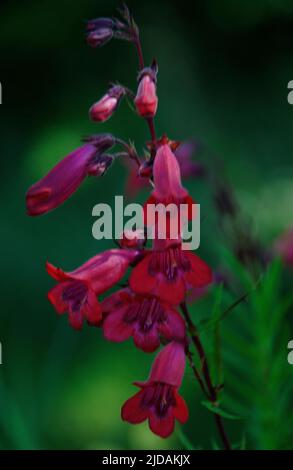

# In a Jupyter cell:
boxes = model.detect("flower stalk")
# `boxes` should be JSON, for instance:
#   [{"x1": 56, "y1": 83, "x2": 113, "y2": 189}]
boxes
[
  {"x1": 25, "y1": 3, "x2": 231, "y2": 447},
  {"x1": 181, "y1": 302, "x2": 231, "y2": 450}
]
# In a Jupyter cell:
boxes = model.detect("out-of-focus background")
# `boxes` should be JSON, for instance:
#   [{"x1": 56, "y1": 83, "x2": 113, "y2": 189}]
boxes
[{"x1": 0, "y1": 0, "x2": 293, "y2": 450}]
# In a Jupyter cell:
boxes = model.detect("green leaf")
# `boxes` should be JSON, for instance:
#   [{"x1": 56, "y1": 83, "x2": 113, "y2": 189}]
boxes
[
  {"x1": 220, "y1": 246, "x2": 254, "y2": 290},
  {"x1": 198, "y1": 290, "x2": 249, "y2": 332},
  {"x1": 201, "y1": 400, "x2": 241, "y2": 420}
]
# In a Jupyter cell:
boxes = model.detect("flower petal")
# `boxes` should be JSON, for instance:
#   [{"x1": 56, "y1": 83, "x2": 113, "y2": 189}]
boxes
[
  {"x1": 150, "y1": 342, "x2": 186, "y2": 387},
  {"x1": 47, "y1": 283, "x2": 68, "y2": 314},
  {"x1": 101, "y1": 289, "x2": 129, "y2": 315},
  {"x1": 81, "y1": 288, "x2": 102, "y2": 326},
  {"x1": 153, "y1": 275, "x2": 186, "y2": 305},
  {"x1": 184, "y1": 252, "x2": 213, "y2": 288},
  {"x1": 173, "y1": 391, "x2": 189, "y2": 424},
  {"x1": 129, "y1": 254, "x2": 157, "y2": 296},
  {"x1": 158, "y1": 305, "x2": 186, "y2": 342},
  {"x1": 103, "y1": 307, "x2": 133, "y2": 342},
  {"x1": 46, "y1": 262, "x2": 69, "y2": 282},
  {"x1": 133, "y1": 327, "x2": 161, "y2": 353},
  {"x1": 121, "y1": 389, "x2": 149, "y2": 424},
  {"x1": 68, "y1": 309, "x2": 83, "y2": 330},
  {"x1": 149, "y1": 411, "x2": 175, "y2": 438}
]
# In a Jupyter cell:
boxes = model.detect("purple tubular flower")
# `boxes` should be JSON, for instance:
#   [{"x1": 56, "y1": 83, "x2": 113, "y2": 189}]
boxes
[{"x1": 26, "y1": 134, "x2": 116, "y2": 216}]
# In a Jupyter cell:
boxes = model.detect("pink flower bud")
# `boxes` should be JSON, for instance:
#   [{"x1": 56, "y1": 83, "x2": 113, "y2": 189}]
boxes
[
  {"x1": 134, "y1": 66, "x2": 158, "y2": 118},
  {"x1": 89, "y1": 85, "x2": 125, "y2": 122}
]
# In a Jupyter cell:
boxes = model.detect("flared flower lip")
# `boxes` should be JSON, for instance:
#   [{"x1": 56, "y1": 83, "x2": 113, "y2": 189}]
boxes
[
  {"x1": 129, "y1": 245, "x2": 212, "y2": 305},
  {"x1": 101, "y1": 289, "x2": 186, "y2": 352}
]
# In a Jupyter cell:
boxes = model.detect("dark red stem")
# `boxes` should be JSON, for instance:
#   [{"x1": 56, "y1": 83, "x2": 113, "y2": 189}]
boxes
[
  {"x1": 181, "y1": 302, "x2": 232, "y2": 451},
  {"x1": 185, "y1": 348, "x2": 210, "y2": 399},
  {"x1": 133, "y1": 17, "x2": 230, "y2": 450},
  {"x1": 134, "y1": 35, "x2": 144, "y2": 69}
]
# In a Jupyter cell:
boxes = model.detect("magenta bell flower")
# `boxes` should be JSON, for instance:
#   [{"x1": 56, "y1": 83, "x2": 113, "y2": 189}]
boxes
[
  {"x1": 129, "y1": 242, "x2": 212, "y2": 305},
  {"x1": 26, "y1": 136, "x2": 115, "y2": 216},
  {"x1": 121, "y1": 341, "x2": 188, "y2": 438}
]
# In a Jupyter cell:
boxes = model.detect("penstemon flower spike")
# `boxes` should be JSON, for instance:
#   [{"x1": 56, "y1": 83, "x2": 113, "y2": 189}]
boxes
[{"x1": 25, "y1": 4, "x2": 232, "y2": 449}]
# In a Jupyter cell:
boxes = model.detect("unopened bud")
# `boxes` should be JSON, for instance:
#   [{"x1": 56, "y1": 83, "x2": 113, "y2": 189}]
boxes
[
  {"x1": 86, "y1": 18, "x2": 115, "y2": 48},
  {"x1": 135, "y1": 64, "x2": 158, "y2": 118},
  {"x1": 89, "y1": 85, "x2": 125, "y2": 122}
]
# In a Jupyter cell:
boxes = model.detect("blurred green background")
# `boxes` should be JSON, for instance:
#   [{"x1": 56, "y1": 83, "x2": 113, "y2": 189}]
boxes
[{"x1": 0, "y1": 0, "x2": 293, "y2": 450}]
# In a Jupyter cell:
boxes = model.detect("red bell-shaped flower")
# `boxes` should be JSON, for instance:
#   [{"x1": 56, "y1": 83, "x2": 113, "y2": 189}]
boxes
[
  {"x1": 122, "y1": 341, "x2": 188, "y2": 438},
  {"x1": 130, "y1": 241, "x2": 212, "y2": 305}
]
